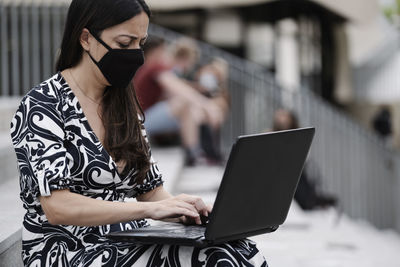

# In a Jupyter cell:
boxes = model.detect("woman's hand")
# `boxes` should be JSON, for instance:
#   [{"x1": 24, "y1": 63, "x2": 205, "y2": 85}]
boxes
[
  {"x1": 179, "y1": 203, "x2": 213, "y2": 226},
  {"x1": 147, "y1": 194, "x2": 212, "y2": 225}
]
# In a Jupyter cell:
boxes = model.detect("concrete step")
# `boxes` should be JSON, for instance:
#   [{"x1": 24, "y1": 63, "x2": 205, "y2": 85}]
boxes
[
  {"x1": 0, "y1": 98, "x2": 20, "y2": 185},
  {"x1": 175, "y1": 165, "x2": 400, "y2": 266},
  {"x1": 253, "y1": 206, "x2": 400, "y2": 267},
  {"x1": 0, "y1": 177, "x2": 24, "y2": 267},
  {"x1": 0, "y1": 97, "x2": 20, "y2": 132},
  {"x1": 0, "y1": 132, "x2": 18, "y2": 186},
  {"x1": 175, "y1": 165, "x2": 224, "y2": 205},
  {"x1": 176, "y1": 165, "x2": 223, "y2": 193},
  {"x1": 151, "y1": 147, "x2": 184, "y2": 195}
]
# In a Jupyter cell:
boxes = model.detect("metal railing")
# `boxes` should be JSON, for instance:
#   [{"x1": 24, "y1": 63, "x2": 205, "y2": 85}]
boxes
[
  {"x1": 353, "y1": 27, "x2": 400, "y2": 102},
  {"x1": 150, "y1": 24, "x2": 400, "y2": 231},
  {"x1": 0, "y1": 2, "x2": 399, "y2": 231},
  {"x1": 0, "y1": 2, "x2": 68, "y2": 96}
]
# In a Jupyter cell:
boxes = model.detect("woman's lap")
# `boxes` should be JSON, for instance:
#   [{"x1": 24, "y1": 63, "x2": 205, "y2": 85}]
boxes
[
  {"x1": 23, "y1": 235, "x2": 267, "y2": 266},
  {"x1": 87, "y1": 238, "x2": 268, "y2": 267}
]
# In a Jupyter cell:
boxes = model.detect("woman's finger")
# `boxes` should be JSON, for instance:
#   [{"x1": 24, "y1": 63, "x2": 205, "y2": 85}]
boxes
[
  {"x1": 193, "y1": 198, "x2": 208, "y2": 216},
  {"x1": 178, "y1": 202, "x2": 202, "y2": 225},
  {"x1": 180, "y1": 196, "x2": 208, "y2": 222},
  {"x1": 176, "y1": 200, "x2": 199, "y2": 217},
  {"x1": 175, "y1": 207, "x2": 199, "y2": 219},
  {"x1": 181, "y1": 195, "x2": 208, "y2": 216}
]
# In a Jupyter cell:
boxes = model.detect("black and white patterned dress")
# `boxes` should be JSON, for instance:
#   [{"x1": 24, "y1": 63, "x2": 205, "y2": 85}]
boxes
[{"x1": 10, "y1": 73, "x2": 267, "y2": 267}]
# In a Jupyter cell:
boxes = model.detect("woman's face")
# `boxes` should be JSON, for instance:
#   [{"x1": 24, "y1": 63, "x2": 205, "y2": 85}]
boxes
[{"x1": 86, "y1": 11, "x2": 149, "y2": 86}]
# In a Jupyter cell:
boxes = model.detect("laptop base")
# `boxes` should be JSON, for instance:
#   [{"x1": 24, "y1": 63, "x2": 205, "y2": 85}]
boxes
[
  {"x1": 107, "y1": 222, "x2": 210, "y2": 247},
  {"x1": 106, "y1": 222, "x2": 279, "y2": 248}
]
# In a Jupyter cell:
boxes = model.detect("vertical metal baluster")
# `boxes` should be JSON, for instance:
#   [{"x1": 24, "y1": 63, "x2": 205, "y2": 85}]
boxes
[
  {"x1": 10, "y1": 3, "x2": 20, "y2": 96},
  {"x1": 1, "y1": 4, "x2": 9, "y2": 97},
  {"x1": 51, "y1": 4, "x2": 62, "y2": 72},
  {"x1": 31, "y1": 2, "x2": 40, "y2": 86},
  {"x1": 41, "y1": 4, "x2": 51, "y2": 78},
  {"x1": 21, "y1": 2, "x2": 31, "y2": 94}
]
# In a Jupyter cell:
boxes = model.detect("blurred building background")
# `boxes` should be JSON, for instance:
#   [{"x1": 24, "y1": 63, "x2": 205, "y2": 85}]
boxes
[
  {"x1": 0, "y1": 0, "x2": 400, "y2": 265},
  {"x1": 147, "y1": 0, "x2": 400, "y2": 147}
]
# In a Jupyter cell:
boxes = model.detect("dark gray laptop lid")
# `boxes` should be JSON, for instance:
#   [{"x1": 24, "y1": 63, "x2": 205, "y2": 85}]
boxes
[{"x1": 205, "y1": 127, "x2": 315, "y2": 241}]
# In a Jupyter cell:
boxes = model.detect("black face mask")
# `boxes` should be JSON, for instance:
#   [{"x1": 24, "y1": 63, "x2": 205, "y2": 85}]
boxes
[{"x1": 87, "y1": 31, "x2": 144, "y2": 89}]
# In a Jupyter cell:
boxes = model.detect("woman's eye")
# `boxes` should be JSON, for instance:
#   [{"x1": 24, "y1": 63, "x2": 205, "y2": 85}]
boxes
[{"x1": 118, "y1": 42, "x2": 130, "y2": 49}]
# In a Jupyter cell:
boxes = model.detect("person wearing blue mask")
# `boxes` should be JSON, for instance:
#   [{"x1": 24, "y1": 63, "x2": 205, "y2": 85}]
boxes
[{"x1": 9, "y1": 0, "x2": 267, "y2": 266}]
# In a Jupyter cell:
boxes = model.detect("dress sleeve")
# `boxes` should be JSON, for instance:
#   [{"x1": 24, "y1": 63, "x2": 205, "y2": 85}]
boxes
[
  {"x1": 10, "y1": 90, "x2": 71, "y2": 199},
  {"x1": 135, "y1": 119, "x2": 164, "y2": 195}
]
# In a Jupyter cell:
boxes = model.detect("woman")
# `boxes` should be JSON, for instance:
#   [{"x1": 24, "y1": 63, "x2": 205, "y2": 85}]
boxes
[{"x1": 9, "y1": 0, "x2": 267, "y2": 266}]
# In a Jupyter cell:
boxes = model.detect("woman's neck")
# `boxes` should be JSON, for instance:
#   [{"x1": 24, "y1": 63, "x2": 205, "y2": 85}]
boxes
[{"x1": 65, "y1": 59, "x2": 107, "y2": 103}]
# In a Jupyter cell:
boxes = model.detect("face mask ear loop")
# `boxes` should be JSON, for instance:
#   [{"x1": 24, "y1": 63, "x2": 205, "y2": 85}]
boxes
[
  {"x1": 86, "y1": 50, "x2": 101, "y2": 67},
  {"x1": 87, "y1": 29, "x2": 113, "y2": 51}
]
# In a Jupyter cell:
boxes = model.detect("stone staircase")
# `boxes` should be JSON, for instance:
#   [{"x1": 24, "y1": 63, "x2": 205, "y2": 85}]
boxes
[
  {"x1": 176, "y1": 165, "x2": 400, "y2": 267},
  {"x1": 0, "y1": 179, "x2": 23, "y2": 267}
]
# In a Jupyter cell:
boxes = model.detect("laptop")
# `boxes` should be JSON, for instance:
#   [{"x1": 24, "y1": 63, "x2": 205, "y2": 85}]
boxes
[{"x1": 106, "y1": 127, "x2": 315, "y2": 247}]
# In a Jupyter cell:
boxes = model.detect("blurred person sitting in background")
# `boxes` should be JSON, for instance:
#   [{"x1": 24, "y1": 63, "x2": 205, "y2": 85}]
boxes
[
  {"x1": 134, "y1": 37, "x2": 224, "y2": 165},
  {"x1": 273, "y1": 109, "x2": 337, "y2": 210},
  {"x1": 372, "y1": 105, "x2": 393, "y2": 146},
  {"x1": 170, "y1": 37, "x2": 199, "y2": 79},
  {"x1": 192, "y1": 58, "x2": 230, "y2": 163}
]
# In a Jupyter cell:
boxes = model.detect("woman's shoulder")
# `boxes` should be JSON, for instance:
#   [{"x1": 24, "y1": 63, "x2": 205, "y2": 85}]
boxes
[
  {"x1": 10, "y1": 73, "x2": 69, "y2": 140},
  {"x1": 12, "y1": 73, "x2": 70, "y2": 127},
  {"x1": 20, "y1": 72, "x2": 67, "y2": 108}
]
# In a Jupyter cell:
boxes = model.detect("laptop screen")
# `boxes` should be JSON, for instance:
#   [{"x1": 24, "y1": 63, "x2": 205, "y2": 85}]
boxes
[{"x1": 205, "y1": 127, "x2": 315, "y2": 241}]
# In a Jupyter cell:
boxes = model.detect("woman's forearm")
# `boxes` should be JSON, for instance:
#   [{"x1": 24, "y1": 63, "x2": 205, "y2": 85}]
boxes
[
  {"x1": 137, "y1": 185, "x2": 172, "y2": 202},
  {"x1": 40, "y1": 187, "x2": 202, "y2": 227},
  {"x1": 40, "y1": 189, "x2": 152, "y2": 226}
]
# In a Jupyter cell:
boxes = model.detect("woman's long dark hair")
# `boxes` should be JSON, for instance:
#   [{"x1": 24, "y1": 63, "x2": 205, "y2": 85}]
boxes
[{"x1": 56, "y1": 0, "x2": 151, "y2": 184}]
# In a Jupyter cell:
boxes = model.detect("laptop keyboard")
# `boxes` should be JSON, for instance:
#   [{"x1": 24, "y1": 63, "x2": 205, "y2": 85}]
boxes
[
  {"x1": 160, "y1": 226, "x2": 206, "y2": 239},
  {"x1": 130, "y1": 223, "x2": 206, "y2": 239}
]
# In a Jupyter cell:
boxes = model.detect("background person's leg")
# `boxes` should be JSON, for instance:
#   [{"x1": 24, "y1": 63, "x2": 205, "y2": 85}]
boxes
[
  {"x1": 144, "y1": 101, "x2": 180, "y2": 135},
  {"x1": 168, "y1": 97, "x2": 206, "y2": 165}
]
